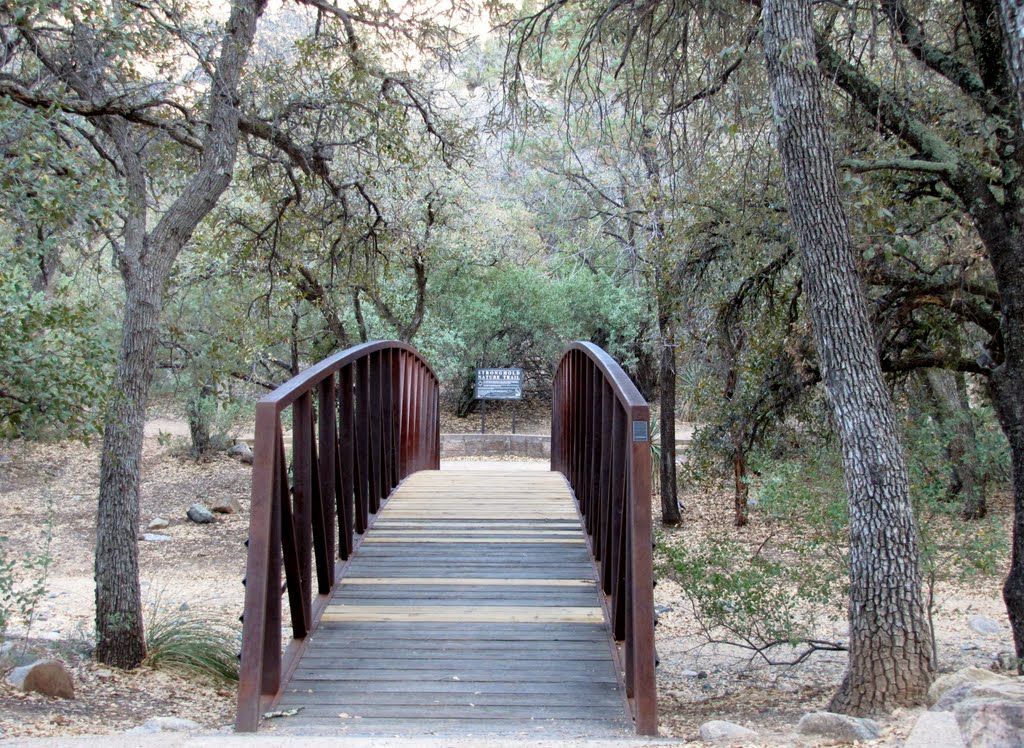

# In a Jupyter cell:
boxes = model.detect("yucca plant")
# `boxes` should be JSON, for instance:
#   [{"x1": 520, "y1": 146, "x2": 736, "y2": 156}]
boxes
[{"x1": 143, "y1": 599, "x2": 240, "y2": 686}]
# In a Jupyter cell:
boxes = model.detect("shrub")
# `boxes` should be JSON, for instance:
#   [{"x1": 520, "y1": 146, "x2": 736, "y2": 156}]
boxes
[{"x1": 143, "y1": 600, "x2": 240, "y2": 685}]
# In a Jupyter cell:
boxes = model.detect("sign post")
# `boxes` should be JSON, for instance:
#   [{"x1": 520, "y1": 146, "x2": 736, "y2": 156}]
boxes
[{"x1": 475, "y1": 368, "x2": 523, "y2": 434}]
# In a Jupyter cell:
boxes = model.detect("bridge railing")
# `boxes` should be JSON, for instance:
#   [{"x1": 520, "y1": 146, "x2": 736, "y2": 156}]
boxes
[
  {"x1": 236, "y1": 341, "x2": 440, "y2": 731},
  {"x1": 551, "y1": 341, "x2": 657, "y2": 735}
]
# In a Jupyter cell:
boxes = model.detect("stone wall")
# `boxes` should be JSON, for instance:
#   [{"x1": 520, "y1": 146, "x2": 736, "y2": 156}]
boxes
[{"x1": 440, "y1": 433, "x2": 551, "y2": 460}]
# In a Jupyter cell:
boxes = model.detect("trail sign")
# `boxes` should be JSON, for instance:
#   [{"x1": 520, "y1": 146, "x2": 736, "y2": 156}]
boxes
[{"x1": 475, "y1": 368, "x2": 523, "y2": 400}]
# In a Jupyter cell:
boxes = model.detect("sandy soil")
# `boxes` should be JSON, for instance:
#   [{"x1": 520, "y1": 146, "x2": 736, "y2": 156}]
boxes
[{"x1": 0, "y1": 416, "x2": 1017, "y2": 743}]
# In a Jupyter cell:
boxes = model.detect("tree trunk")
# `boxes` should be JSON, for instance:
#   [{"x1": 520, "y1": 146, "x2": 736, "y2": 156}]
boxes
[
  {"x1": 658, "y1": 306, "x2": 682, "y2": 525},
  {"x1": 91, "y1": 0, "x2": 266, "y2": 668},
  {"x1": 763, "y1": 0, "x2": 933, "y2": 713},
  {"x1": 94, "y1": 278, "x2": 161, "y2": 667},
  {"x1": 924, "y1": 369, "x2": 985, "y2": 519},
  {"x1": 720, "y1": 321, "x2": 749, "y2": 527},
  {"x1": 187, "y1": 382, "x2": 216, "y2": 458}
]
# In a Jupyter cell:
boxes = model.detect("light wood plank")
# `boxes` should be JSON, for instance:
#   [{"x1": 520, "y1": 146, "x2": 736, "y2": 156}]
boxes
[
  {"x1": 321, "y1": 605, "x2": 604, "y2": 624},
  {"x1": 342, "y1": 577, "x2": 592, "y2": 586}
]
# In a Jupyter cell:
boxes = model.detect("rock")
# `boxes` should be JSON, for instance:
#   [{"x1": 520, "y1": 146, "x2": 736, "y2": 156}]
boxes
[
  {"x1": 148, "y1": 517, "x2": 170, "y2": 530},
  {"x1": 932, "y1": 681, "x2": 1024, "y2": 712},
  {"x1": 142, "y1": 533, "x2": 172, "y2": 542},
  {"x1": 227, "y1": 442, "x2": 254, "y2": 464},
  {"x1": 680, "y1": 669, "x2": 700, "y2": 678},
  {"x1": 655, "y1": 604, "x2": 674, "y2": 614},
  {"x1": 796, "y1": 711, "x2": 881, "y2": 742},
  {"x1": 95, "y1": 669, "x2": 115, "y2": 682},
  {"x1": 968, "y1": 615, "x2": 1003, "y2": 635},
  {"x1": 697, "y1": 670, "x2": 708, "y2": 679},
  {"x1": 956, "y1": 697, "x2": 1024, "y2": 748},
  {"x1": 186, "y1": 503, "x2": 215, "y2": 524},
  {"x1": 210, "y1": 496, "x2": 242, "y2": 515},
  {"x1": 6, "y1": 659, "x2": 75, "y2": 699},
  {"x1": 126, "y1": 716, "x2": 203, "y2": 735},
  {"x1": 905, "y1": 711, "x2": 966, "y2": 748},
  {"x1": 699, "y1": 720, "x2": 757, "y2": 742},
  {"x1": 929, "y1": 667, "x2": 1012, "y2": 705}
]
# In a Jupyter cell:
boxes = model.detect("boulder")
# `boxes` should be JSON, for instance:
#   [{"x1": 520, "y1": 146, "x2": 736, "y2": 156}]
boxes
[
  {"x1": 956, "y1": 697, "x2": 1024, "y2": 748},
  {"x1": 905, "y1": 712, "x2": 966, "y2": 748},
  {"x1": 932, "y1": 681, "x2": 1024, "y2": 712},
  {"x1": 148, "y1": 517, "x2": 170, "y2": 530},
  {"x1": 699, "y1": 719, "x2": 757, "y2": 742},
  {"x1": 186, "y1": 503, "x2": 215, "y2": 524},
  {"x1": 967, "y1": 615, "x2": 1002, "y2": 635},
  {"x1": 929, "y1": 667, "x2": 1012, "y2": 705},
  {"x1": 227, "y1": 442, "x2": 254, "y2": 464},
  {"x1": 796, "y1": 711, "x2": 881, "y2": 742},
  {"x1": 210, "y1": 496, "x2": 242, "y2": 515},
  {"x1": 6, "y1": 659, "x2": 75, "y2": 699}
]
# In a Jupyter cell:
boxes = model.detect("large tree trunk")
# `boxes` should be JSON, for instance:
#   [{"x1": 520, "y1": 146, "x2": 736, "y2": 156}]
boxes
[
  {"x1": 95, "y1": 277, "x2": 162, "y2": 667},
  {"x1": 658, "y1": 304, "x2": 682, "y2": 525},
  {"x1": 763, "y1": 0, "x2": 933, "y2": 714}
]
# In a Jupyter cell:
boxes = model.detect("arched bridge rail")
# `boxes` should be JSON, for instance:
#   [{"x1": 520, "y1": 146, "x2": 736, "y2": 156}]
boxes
[
  {"x1": 551, "y1": 341, "x2": 657, "y2": 735},
  {"x1": 236, "y1": 341, "x2": 440, "y2": 731}
]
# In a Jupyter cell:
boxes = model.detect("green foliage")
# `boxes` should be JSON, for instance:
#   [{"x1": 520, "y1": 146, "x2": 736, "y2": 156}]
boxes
[
  {"x1": 0, "y1": 260, "x2": 111, "y2": 439},
  {"x1": 143, "y1": 600, "x2": 240, "y2": 686},
  {"x1": 661, "y1": 537, "x2": 831, "y2": 653},
  {"x1": 667, "y1": 409, "x2": 1008, "y2": 660},
  {"x1": 904, "y1": 405, "x2": 1008, "y2": 584},
  {"x1": 423, "y1": 262, "x2": 644, "y2": 393}
]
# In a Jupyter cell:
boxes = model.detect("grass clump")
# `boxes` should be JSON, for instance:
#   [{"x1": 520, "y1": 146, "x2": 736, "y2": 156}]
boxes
[{"x1": 143, "y1": 600, "x2": 240, "y2": 686}]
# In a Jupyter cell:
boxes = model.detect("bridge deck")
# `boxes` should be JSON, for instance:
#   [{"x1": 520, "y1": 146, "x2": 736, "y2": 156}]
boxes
[{"x1": 270, "y1": 469, "x2": 631, "y2": 737}]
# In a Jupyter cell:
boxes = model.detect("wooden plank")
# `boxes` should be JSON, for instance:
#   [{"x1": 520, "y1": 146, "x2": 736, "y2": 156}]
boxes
[
  {"x1": 283, "y1": 679, "x2": 622, "y2": 695},
  {"x1": 360, "y1": 537, "x2": 587, "y2": 544},
  {"x1": 286, "y1": 669, "x2": 619, "y2": 683},
  {"x1": 276, "y1": 691, "x2": 621, "y2": 707},
  {"x1": 268, "y1": 704, "x2": 627, "y2": 720},
  {"x1": 341, "y1": 577, "x2": 592, "y2": 586},
  {"x1": 320, "y1": 605, "x2": 604, "y2": 624}
]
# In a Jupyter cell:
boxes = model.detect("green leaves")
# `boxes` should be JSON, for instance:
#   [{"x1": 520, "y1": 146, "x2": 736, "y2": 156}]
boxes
[{"x1": 0, "y1": 259, "x2": 112, "y2": 440}]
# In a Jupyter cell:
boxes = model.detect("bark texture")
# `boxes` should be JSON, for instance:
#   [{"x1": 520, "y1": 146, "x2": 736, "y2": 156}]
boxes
[
  {"x1": 94, "y1": 0, "x2": 266, "y2": 668},
  {"x1": 763, "y1": 0, "x2": 933, "y2": 714}
]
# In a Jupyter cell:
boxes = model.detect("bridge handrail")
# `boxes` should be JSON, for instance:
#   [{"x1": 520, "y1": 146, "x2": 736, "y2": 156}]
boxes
[
  {"x1": 236, "y1": 341, "x2": 440, "y2": 731},
  {"x1": 550, "y1": 341, "x2": 657, "y2": 735}
]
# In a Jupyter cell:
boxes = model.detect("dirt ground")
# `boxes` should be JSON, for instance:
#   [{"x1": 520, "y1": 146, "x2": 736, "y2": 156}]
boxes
[{"x1": 0, "y1": 412, "x2": 1017, "y2": 743}]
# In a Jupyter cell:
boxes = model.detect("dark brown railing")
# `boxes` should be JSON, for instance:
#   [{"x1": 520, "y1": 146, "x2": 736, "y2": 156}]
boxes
[
  {"x1": 235, "y1": 341, "x2": 440, "y2": 731},
  {"x1": 551, "y1": 342, "x2": 657, "y2": 736}
]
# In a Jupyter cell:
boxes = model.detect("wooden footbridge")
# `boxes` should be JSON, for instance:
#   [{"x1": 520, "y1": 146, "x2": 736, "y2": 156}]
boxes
[{"x1": 235, "y1": 341, "x2": 657, "y2": 736}]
